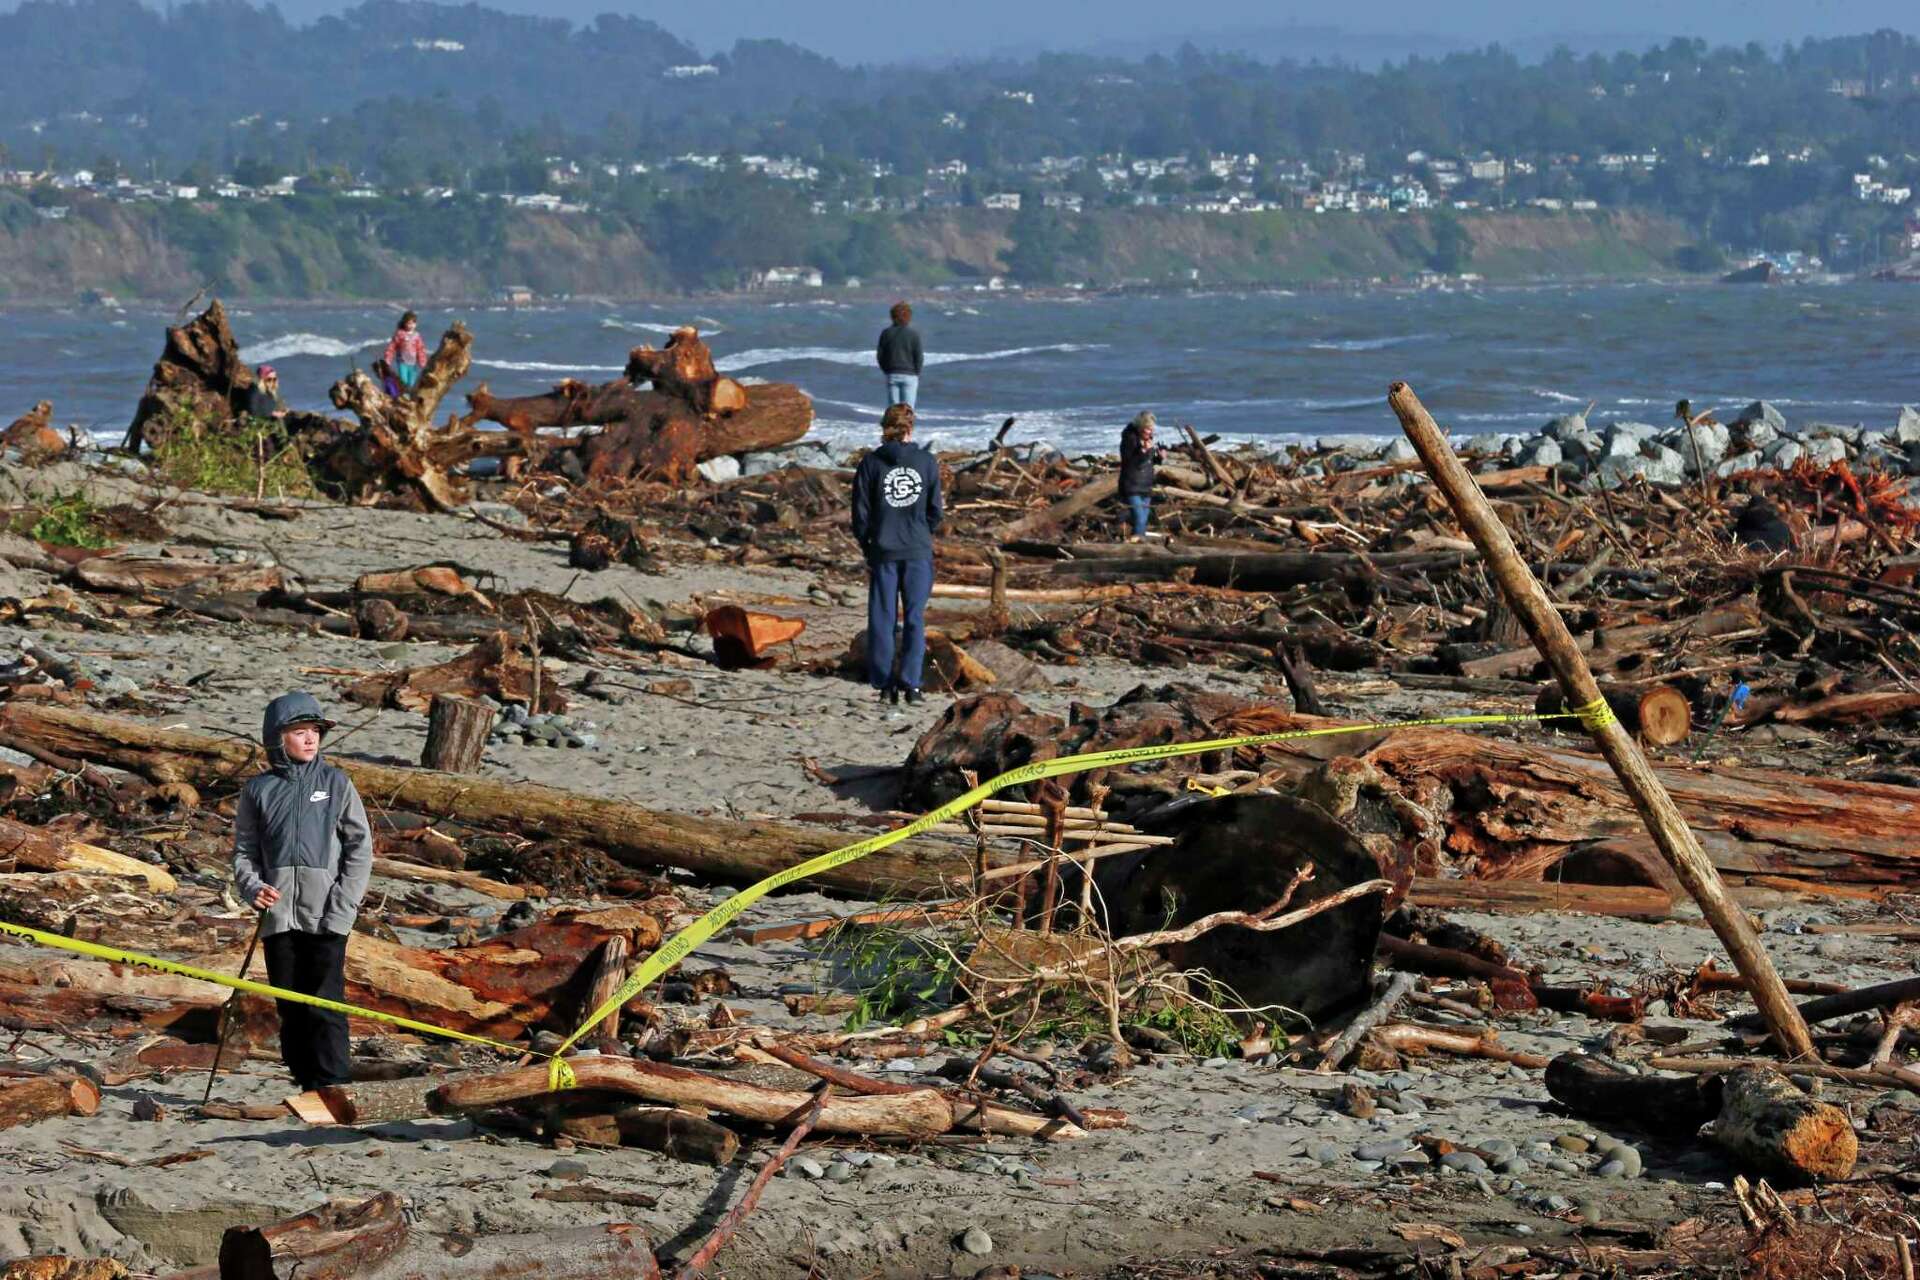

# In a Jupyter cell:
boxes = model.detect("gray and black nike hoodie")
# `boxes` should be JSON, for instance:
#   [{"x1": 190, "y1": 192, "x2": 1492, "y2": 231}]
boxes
[{"x1": 232, "y1": 692, "x2": 374, "y2": 938}]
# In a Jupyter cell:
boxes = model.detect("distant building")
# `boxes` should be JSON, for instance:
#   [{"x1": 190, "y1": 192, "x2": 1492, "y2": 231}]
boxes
[
  {"x1": 664, "y1": 64, "x2": 718, "y2": 79},
  {"x1": 498, "y1": 285, "x2": 535, "y2": 306},
  {"x1": 748, "y1": 266, "x2": 824, "y2": 289},
  {"x1": 1468, "y1": 155, "x2": 1506, "y2": 182},
  {"x1": 982, "y1": 192, "x2": 1022, "y2": 211}
]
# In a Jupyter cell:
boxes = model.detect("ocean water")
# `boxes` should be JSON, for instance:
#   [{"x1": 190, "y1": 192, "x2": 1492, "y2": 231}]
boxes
[{"x1": 6, "y1": 283, "x2": 1918, "y2": 456}]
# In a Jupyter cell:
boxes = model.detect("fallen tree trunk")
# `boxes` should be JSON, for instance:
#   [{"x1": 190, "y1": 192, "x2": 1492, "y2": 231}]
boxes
[
  {"x1": 1727, "y1": 975, "x2": 1920, "y2": 1034},
  {"x1": 122, "y1": 299, "x2": 255, "y2": 455},
  {"x1": 1545, "y1": 1052, "x2": 1720, "y2": 1130},
  {"x1": 573, "y1": 383, "x2": 813, "y2": 485},
  {"x1": 197, "y1": 1192, "x2": 409, "y2": 1280},
  {"x1": 1544, "y1": 1055, "x2": 1857, "y2": 1182},
  {"x1": 1050, "y1": 549, "x2": 1472, "y2": 590},
  {"x1": 432, "y1": 1057, "x2": 954, "y2": 1138},
  {"x1": 999, "y1": 472, "x2": 1119, "y2": 541},
  {"x1": 0, "y1": 705, "x2": 970, "y2": 899},
  {"x1": 0, "y1": 817, "x2": 177, "y2": 892}
]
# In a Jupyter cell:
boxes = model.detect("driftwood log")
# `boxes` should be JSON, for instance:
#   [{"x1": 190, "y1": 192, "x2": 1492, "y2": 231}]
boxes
[
  {"x1": 553, "y1": 1105, "x2": 740, "y2": 1164},
  {"x1": 434, "y1": 1058, "x2": 955, "y2": 1138},
  {"x1": 0, "y1": 1074, "x2": 101, "y2": 1130},
  {"x1": 1391, "y1": 379, "x2": 1811, "y2": 1059},
  {"x1": 0, "y1": 704, "x2": 968, "y2": 898},
  {"x1": 1536, "y1": 682, "x2": 1692, "y2": 748},
  {"x1": 1544, "y1": 1054, "x2": 1857, "y2": 1182},
  {"x1": 462, "y1": 327, "x2": 811, "y2": 485}
]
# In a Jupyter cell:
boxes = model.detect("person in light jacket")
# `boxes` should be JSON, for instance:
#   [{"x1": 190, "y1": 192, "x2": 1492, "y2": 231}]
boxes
[{"x1": 232, "y1": 692, "x2": 373, "y2": 1091}]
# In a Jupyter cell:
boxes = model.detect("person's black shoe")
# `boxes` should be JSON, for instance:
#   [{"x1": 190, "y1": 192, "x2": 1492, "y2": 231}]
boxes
[
  {"x1": 904, "y1": 688, "x2": 925, "y2": 706},
  {"x1": 875, "y1": 686, "x2": 899, "y2": 705}
]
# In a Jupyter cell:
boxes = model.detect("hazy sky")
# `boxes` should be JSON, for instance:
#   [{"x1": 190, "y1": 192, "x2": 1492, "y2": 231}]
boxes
[{"x1": 244, "y1": 0, "x2": 1915, "y2": 62}]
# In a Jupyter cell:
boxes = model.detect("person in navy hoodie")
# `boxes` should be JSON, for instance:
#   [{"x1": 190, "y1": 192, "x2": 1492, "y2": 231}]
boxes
[{"x1": 851, "y1": 404, "x2": 943, "y2": 704}]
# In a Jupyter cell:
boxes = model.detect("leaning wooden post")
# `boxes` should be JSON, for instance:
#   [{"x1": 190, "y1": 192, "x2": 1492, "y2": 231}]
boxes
[{"x1": 1386, "y1": 381, "x2": 1816, "y2": 1061}]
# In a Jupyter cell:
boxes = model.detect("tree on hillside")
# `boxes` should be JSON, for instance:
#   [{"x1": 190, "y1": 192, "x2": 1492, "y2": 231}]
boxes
[
  {"x1": 1005, "y1": 198, "x2": 1070, "y2": 283},
  {"x1": 1429, "y1": 210, "x2": 1474, "y2": 275},
  {"x1": 651, "y1": 168, "x2": 810, "y2": 287}
]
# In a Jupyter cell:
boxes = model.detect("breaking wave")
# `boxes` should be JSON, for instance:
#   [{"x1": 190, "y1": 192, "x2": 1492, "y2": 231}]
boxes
[
  {"x1": 1305, "y1": 334, "x2": 1430, "y2": 352},
  {"x1": 473, "y1": 359, "x2": 624, "y2": 374},
  {"x1": 715, "y1": 342, "x2": 1105, "y2": 374},
  {"x1": 238, "y1": 333, "x2": 380, "y2": 363}
]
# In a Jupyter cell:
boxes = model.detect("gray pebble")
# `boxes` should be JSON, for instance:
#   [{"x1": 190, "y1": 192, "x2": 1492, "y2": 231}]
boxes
[
  {"x1": 1475, "y1": 1138, "x2": 1518, "y2": 1162},
  {"x1": 546, "y1": 1159, "x2": 590, "y2": 1180},
  {"x1": 1544, "y1": 1193, "x2": 1574, "y2": 1213},
  {"x1": 824, "y1": 1163, "x2": 856, "y2": 1182},
  {"x1": 1578, "y1": 1201, "x2": 1605, "y2": 1224},
  {"x1": 1308, "y1": 1141, "x2": 1342, "y2": 1165},
  {"x1": 1498, "y1": 1157, "x2": 1531, "y2": 1176},
  {"x1": 958, "y1": 1226, "x2": 993, "y2": 1256},
  {"x1": 1354, "y1": 1138, "x2": 1414, "y2": 1162},
  {"x1": 1547, "y1": 1157, "x2": 1582, "y2": 1175},
  {"x1": 1440, "y1": 1151, "x2": 1489, "y2": 1176},
  {"x1": 789, "y1": 1156, "x2": 825, "y2": 1179}
]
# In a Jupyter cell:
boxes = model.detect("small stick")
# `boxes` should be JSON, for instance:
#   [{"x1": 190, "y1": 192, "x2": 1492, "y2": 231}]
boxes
[
  {"x1": 1318, "y1": 971, "x2": 1416, "y2": 1073},
  {"x1": 202, "y1": 913, "x2": 266, "y2": 1104},
  {"x1": 673, "y1": 1085, "x2": 829, "y2": 1280}
]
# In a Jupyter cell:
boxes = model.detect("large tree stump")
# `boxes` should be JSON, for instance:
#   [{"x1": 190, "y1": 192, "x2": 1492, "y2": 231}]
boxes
[
  {"x1": 1711, "y1": 1065, "x2": 1856, "y2": 1182},
  {"x1": 420, "y1": 695, "x2": 493, "y2": 773},
  {"x1": 1094, "y1": 794, "x2": 1386, "y2": 1023},
  {"x1": 1, "y1": 401, "x2": 65, "y2": 459},
  {"x1": 624, "y1": 327, "x2": 740, "y2": 418},
  {"x1": 122, "y1": 299, "x2": 256, "y2": 454},
  {"x1": 575, "y1": 383, "x2": 813, "y2": 485}
]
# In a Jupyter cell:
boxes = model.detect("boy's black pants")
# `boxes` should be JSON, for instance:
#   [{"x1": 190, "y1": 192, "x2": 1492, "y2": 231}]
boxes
[{"x1": 262, "y1": 930, "x2": 351, "y2": 1090}]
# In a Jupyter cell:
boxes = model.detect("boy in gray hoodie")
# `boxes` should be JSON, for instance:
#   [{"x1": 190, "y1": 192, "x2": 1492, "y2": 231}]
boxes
[{"x1": 232, "y1": 692, "x2": 374, "y2": 1091}]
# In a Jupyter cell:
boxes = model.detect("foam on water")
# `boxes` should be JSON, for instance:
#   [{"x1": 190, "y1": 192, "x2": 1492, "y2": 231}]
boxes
[
  {"x1": 473, "y1": 359, "x2": 625, "y2": 374},
  {"x1": 239, "y1": 332, "x2": 381, "y2": 363},
  {"x1": 715, "y1": 342, "x2": 1104, "y2": 374}
]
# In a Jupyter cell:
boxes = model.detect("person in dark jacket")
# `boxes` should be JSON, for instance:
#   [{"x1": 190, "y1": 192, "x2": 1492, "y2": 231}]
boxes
[
  {"x1": 242, "y1": 365, "x2": 286, "y2": 420},
  {"x1": 232, "y1": 692, "x2": 374, "y2": 1091},
  {"x1": 875, "y1": 300, "x2": 924, "y2": 410},
  {"x1": 851, "y1": 404, "x2": 943, "y2": 703},
  {"x1": 1118, "y1": 411, "x2": 1163, "y2": 541}
]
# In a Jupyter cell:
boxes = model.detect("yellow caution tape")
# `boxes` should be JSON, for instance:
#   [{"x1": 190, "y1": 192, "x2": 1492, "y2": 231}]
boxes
[
  {"x1": 544, "y1": 702, "x2": 1617, "y2": 1085},
  {"x1": 0, "y1": 918, "x2": 535, "y2": 1063},
  {"x1": 0, "y1": 696, "x2": 1625, "y2": 1099}
]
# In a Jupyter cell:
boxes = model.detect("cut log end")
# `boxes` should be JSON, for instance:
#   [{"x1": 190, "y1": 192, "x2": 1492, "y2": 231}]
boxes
[{"x1": 1713, "y1": 1065, "x2": 1858, "y2": 1182}]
